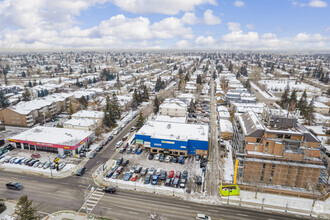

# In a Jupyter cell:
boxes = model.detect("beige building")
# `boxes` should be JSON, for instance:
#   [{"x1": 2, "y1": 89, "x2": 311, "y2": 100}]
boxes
[
  {"x1": 159, "y1": 99, "x2": 188, "y2": 117},
  {"x1": 0, "y1": 93, "x2": 72, "y2": 127},
  {"x1": 63, "y1": 118, "x2": 98, "y2": 131},
  {"x1": 71, "y1": 110, "x2": 104, "y2": 126}
]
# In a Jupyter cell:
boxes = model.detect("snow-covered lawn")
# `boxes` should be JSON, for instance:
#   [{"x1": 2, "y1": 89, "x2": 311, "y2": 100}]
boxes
[
  {"x1": 250, "y1": 82, "x2": 278, "y2": 100},
  {"x1": 221, "y1": 141, "x2": 234, "y2": 183},
  {"x1": 258, "y1": 79, "x2": 321, "y2": 94}
]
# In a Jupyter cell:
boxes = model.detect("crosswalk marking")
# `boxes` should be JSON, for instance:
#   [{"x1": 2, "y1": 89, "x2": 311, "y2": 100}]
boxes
[{"x1": 78, "y1": 187, "x2": 105, "y2": 214}]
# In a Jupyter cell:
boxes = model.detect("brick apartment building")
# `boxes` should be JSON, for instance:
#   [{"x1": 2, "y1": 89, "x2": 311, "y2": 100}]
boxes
[{"x1": 232, "y1": 109, "x2": 325, "y2": 189}]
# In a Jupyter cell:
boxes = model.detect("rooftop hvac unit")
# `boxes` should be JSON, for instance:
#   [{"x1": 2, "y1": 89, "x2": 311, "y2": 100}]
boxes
[{"x1": 167, "y1": 124, "x2": 171, "y2": 129}]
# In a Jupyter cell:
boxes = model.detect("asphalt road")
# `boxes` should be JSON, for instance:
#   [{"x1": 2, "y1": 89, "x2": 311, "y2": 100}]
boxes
[{"x1": 0, "y1": 85, "x2": 312, "y2": 220}]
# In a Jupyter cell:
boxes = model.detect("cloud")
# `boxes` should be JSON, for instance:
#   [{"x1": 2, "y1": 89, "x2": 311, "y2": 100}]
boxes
[
  {"x1": 195, "y1": 35, "x2": 216, "y2": 45},
  {"x1": 292, "y1": 1, "x2": 307, "y2": 7},
  {"x1": 151, "y1": 17, "x2": 194, "y2": 39},
  {"x1": 246, "y1": 23, "x2": 255, "y2": 30},
  {"x1": 175, "y1": 40, "x2": 190, "y2": 48},
  {"x1": 234, "y1": 1, "x2": 245, "y2": 7},
  {"x1": 294, "y1": 32, "x2": 323, "y2": 41},
  {"x1": 181, "y1": 12, "x2": 200, "y2": 25},
  {"x1": 227, "y1": 22, "x2": 241, "y2": 31},
  {"x1": 111, "y1": 0, "x2": 217, "y2": 15},
  {"x1": 309, "y1": 0, "x2": 327, "y2": 7},
  {"x1": 203, "y1": 9, "x2": 221, "y2": 25}
]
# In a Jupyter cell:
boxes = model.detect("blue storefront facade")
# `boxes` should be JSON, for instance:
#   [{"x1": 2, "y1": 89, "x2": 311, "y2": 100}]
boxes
[{"x1": 135, "y1": 134, "x2": 208, "y2": 156}]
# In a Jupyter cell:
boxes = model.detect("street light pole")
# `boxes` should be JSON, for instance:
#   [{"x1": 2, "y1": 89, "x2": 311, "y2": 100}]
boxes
[
  {"x1": 227, "y1": 189, "x2": 232, "y2": 205},
  {"x1": 47, "y1": 156, "x2": 53, "y2": 179}
]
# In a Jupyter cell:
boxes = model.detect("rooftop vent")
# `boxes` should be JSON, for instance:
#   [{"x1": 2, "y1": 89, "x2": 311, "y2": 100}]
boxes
[{"x1": 167, "y1": 124, "x2": 171, "y2": 129}]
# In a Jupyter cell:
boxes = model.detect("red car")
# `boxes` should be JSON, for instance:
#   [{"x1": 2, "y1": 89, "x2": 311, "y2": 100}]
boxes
[
  {"x1": 116, "y1": 166, "x2": 124, "y2": 174},
  {"x1": 131, "y1": 174, "x2": 138, "y2": 181},
  {"x1": 175, "y1": 171, "x2": 181, "y2": 178},
  {"x1": 31, "y1": 153, "x2": 40, "y2": 158},
  {"x1": 169, "y1": 170, "x2": 174, "y2": 178}
]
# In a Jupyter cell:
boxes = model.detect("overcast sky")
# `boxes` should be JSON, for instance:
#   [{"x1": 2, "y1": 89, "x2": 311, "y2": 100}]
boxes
[{"x1": 0, "y1": 0, "x2": 329, "y2": 50}]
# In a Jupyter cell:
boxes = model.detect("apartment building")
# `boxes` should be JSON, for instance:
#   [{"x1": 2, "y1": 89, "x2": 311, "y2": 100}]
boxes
[
  {"x1": 0, "y1": 93, "x2": 72, "y2": 127},
  {"x1": 232, "y1": 110, "x2": 324, "y2": 189}
]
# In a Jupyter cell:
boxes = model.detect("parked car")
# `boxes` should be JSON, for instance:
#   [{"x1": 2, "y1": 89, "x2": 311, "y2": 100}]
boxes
[
  {"x1": 134, "y1": 166, "x2": 142, "y2": 174},
  {"x1": 89, "y1": 152, "x2": 96, "y2": 159},
  {"x1": 122, "y1": 159, "x2": 129, "y2": 167},
  {"x1": 131, "y1": 173, "x2": 138, "y2": 181},
  {"x1": 180, "y1": 179, "x2": 187, "y2": 188},
  {"x1": 169, "y1": 170, "x2": 174, "y2": 178},
  {"x1": 130, "y1": 165, "x2": 137, "y2": 173},
  {"x1": 178, "y1": 156, "x2": 185, "y2": 164},
  {"x1": 96, "y1": 146, "x2": 103, "y2": 152},
  {"x1": 76, "y1": 167, "x2": 86, "y2": 176},
  {"x1": 195, "y1": 155, "x2": 200, "y2": 161},
  {"x1": 165, "y1": 155, "x2": 172, "y2": 162},
  {"x1": 159, "y1": 154, "x2": 165, "y2": 162},
  {"x1": 114, "y1": 130, "x2": 119, "y2": 135},
  {"x1": 31, "y1": 153, "x2": 41, "y2": 158},
  {"x1": 103, "y1": 187, "x2": 116, "y2": 194},
  {"x1": 116, "y1": 166, "x2": 124, "y2": 174},
  {"x1": 172, "y1": 157, "x2": 178, "y2": 163},
  {"x1": 144, "y1": 174, "x2": 152, "y2": 184},
  {"x1": 123, "y1": 172, "x2": 132, "y2": 181},
  {"x1": 33, "y1": 162, "x2": 40, "y2": 168},
  {"x1": 131, "y1": 147, "x2": 137, "y2": 154},
  {"x1": 43, "y1": 162, "x2": 51, "y2": 169},
  {"x1": 126, "y1": 147, "x2": 132, "y2": 154},
  {"x1": 148, "y1": 153, "x2": 154, "y2": 160},
  {"x1": 122, "y1": 135, "x2": 129, "y2": 141},
  {"x1": 116, "y1": 157, "x2": 123, "y2": 166},
  {"x1": 9, "y1": 157, "x2": 17, "y2": 163},
  {"x1": 182, "y1": 170, "x2": 188, "y2": 180},
  {"x1": 165, "y1": 178, "x2": 172, "y2": 186},
  {"x1": 112, "y1": 173, "x2": 119, "y2": 179},
  {"x1": 148, "y1": 167, "x2": 155, "y2": 175},
  {"x1": 155, "y1": 168, "x2": 162, "y2": 176},
  {"x1": 29, "y1": 160, "x2": 39, "y2": 167},
  {"x1": 58, "y1": 163, "x2": 66, "y2": 170},
  {"x1": 115, "y1": 141, "x2": 123, "y2": 148},
  {"x1": 154, "y1": 154, "x2": 160, "y2": 161},
  {"x1": 141, "y1": 167, "x2": 148, "y2": 176},
  {"x1": 130, "y1": 126, "x2": 136, "y2": 132},
  {"x1": 172, "y1": 177, "x2": 180, "y2": 188},
  {"x1": 136, "y1": 148, "x2": 142, "y2": 155},
  {"x1": 151, "y1": 175, "x2": 159, "y2": 185},
  {"x1": 119, "y1": 148, "x2": 126, "y2": 154},
  {"x1": 58, "y1": 154, "x2": 67, "y2": 159},
  {"x1": 6, "y1": 182, "x2": 23, "y2": 190},
  {"x1": 160, "y1": 171, "x2": 167, "y2": 180},
  {"x1": 79, "y1": 152, "x2": 86, "y2": 157},
  {"x1": 175, "y1": 171, "x2": 181, "y2": 178},
  {"x1": 196, "y1": 176, "x2": 203, "y2": 185},
  {"x1": 106, "y1": 171, "x2": 115, "y2": 178}
]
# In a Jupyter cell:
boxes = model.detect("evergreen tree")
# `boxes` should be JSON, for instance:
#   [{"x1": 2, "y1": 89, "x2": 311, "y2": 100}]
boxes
[
  {"x1": 155, "y1": 77, "x2": 163, "y2": 92},
  {"x1": 153, "y1": 96, "x2": 160, "y2": 114},
  {"x1": 21, "y1": 71, "x2": 26, "y2": 77},
  {"x1": 143, "y1": 85, "x2": 149, "y2": 101},
  {"x1": 28, "y1": 81, "x2": 33, "y2": 88},
  {"x1": 178, "y1": 68, "x2": 183, "y2": 75},
  {"x1": 15, "y1": 196, "x2": 38, "y2": 220},
  {"x1": 93, "y1": 77, "x2": 96, "y2": 83},
  {"x1": 22, "y1": 88, "x2": 31, "y2": 101},
  {"x1": 305, "y1": 98, "x2": 315, "y2": 124},
  {"x1": 39, "y1": 80, "x2": 42, "y2": 85},
  {"x1": 185, "y1": 73, "x2": 189, "y2": 82},
  {"x1": 196, "y1": 75, "x2": 202, "y2": 84},
  {"x1": 280, "y1": 86, "x2": 290, "y2": 109},
  {"x1": 297, "y1": 90, "x2": 308, "y2": 116},
  {"x1": 68, "y1": 103, "x2": 74, "y2": 118},
  {"x1": 289, "y1": 89, "x2": 297, "y2": 111},
  {"x1": 136, "y1": 112, "x2": 145, "y2": 129},
  {"x1": 188, "y1": 100, "x2": 195, "y2": 113},
  {"x1": 0, "y1": 91, "x2": 10, "y2": 109},
  {"x1": 78, "y1": 96, "x2": 88, "y2": 109}
]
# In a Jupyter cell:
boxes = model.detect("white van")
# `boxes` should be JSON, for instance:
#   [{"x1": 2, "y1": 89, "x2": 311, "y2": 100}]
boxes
[{"x1": 115, "y1": 141, "x2": 123, "y2": 148}]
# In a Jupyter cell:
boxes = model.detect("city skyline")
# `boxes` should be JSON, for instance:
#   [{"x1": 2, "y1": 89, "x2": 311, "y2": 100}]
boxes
[{"x1": 0, "y1": 0, "x2": 329, "y2": 49}]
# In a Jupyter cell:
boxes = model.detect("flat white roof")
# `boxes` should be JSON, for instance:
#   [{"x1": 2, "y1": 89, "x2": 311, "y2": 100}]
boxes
[
  {"x1": 137, "y1": 120, "x2": 208, "y2": 142},
  {"x1": 10, "y1": 126, "x2": 94, "y2": 146},
  {"x1": 72, "y1": 110, "x2": 104, "y2": 119},
  {"x1": 63, "y1": 118, "x2": 97, "y2": 127}
]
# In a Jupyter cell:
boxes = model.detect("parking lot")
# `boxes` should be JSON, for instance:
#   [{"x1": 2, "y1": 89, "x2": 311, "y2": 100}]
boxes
[
  {"x1": 103, "y1": 146, "x2": 206, "y2": 195},
  {"x1": 0, "y1": 148, "x2": 81, "y2": 176}
]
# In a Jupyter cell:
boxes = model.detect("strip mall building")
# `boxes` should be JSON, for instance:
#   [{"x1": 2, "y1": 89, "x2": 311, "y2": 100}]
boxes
[
  {"x1": 9, "y1": 126, "x2": 95, "y2": 155},
  {"x1": 135, "y1": 121, "x2": 209, "y2": 156}
]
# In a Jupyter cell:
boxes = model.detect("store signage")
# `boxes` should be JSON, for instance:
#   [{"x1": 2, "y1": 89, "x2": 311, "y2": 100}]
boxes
[
  {"x1": 136, "y1": 139, "x2": 143, "y2": 144},
  {"x1": 161, "y1": 141, "x2": 175, "y2": 144}
]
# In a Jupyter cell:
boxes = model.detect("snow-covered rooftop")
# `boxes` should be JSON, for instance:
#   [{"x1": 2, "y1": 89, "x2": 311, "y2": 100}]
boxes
[
  {"x1": 63, "y1": 118, "x2": 98, "y2": 127},
  {"x1": 10, "y1": 126, "x2": 93, "y2": 146},
  {"x1": 72, "y1": 110, "x2": 104, "y2": 119},
  {"x1": 137, "y1": 120, "x2": 208, "y2": 142}
]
